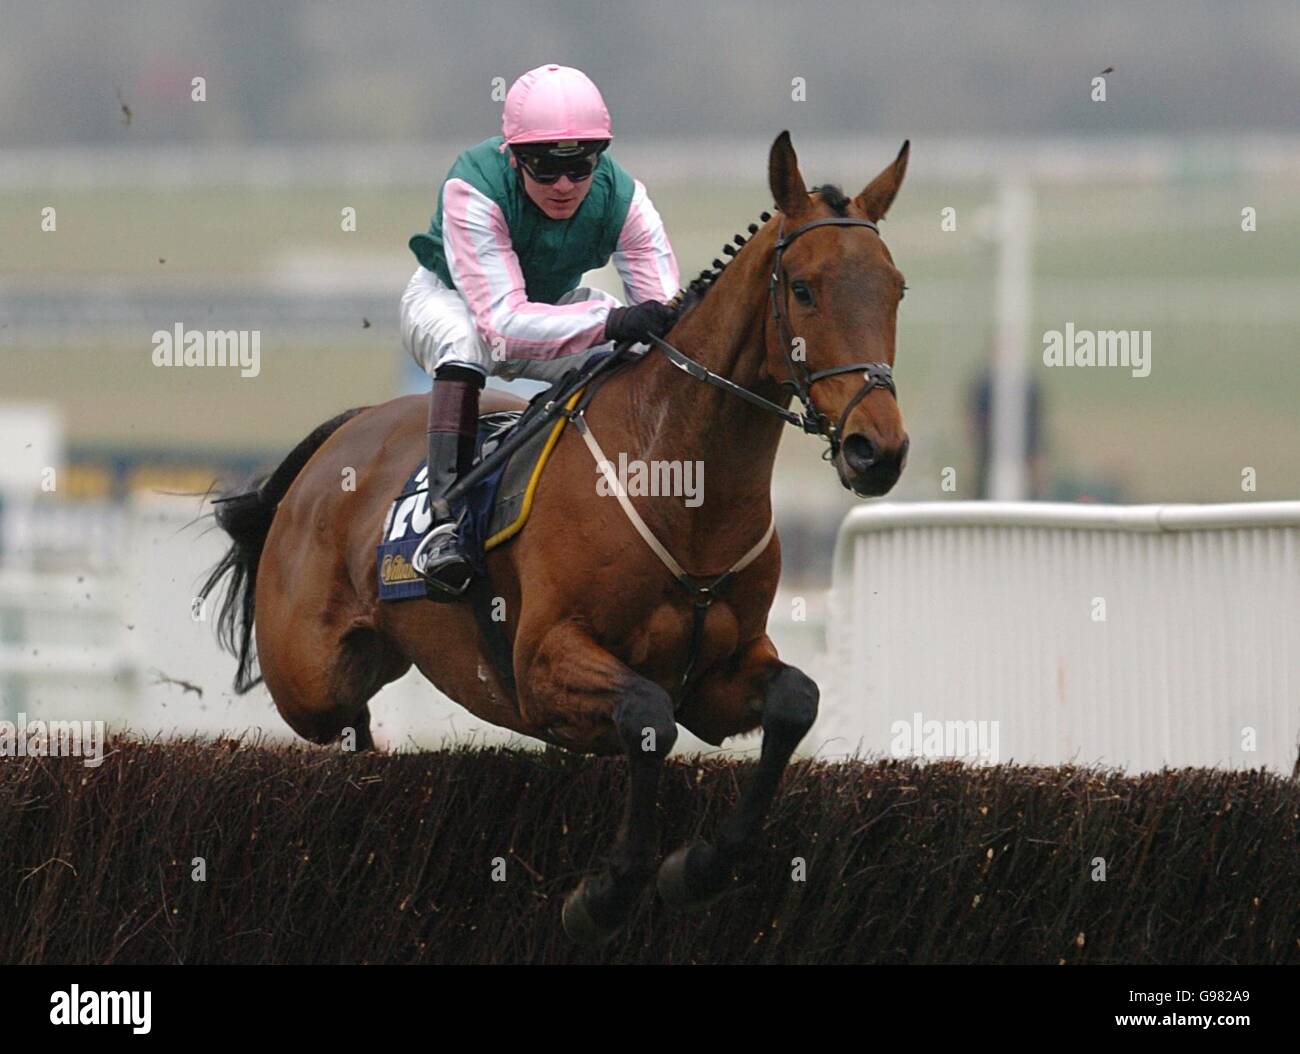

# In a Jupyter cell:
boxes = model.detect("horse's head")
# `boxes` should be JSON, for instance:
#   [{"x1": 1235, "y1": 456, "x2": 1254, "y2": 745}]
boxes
[{"x1": 764, "y1": 131, "x2": 910, "y2": 497}]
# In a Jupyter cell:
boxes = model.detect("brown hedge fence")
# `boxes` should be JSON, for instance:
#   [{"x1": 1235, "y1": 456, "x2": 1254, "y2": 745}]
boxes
[{"x1": 0, "y1": 738, "x2": 1295, "y2": 964}]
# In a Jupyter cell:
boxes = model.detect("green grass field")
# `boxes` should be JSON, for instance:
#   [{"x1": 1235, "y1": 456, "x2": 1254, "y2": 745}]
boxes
[{"x1": 3, "y1": 176, "x2": 1299, "y2": 503}]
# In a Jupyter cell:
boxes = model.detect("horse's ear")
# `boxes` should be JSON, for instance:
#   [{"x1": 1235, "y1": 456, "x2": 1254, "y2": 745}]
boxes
[
  {"x1": 855, "y1": 140, "x2": 910, "y2": 222},
  {"x1": 769, "y1": 131, "x2": 810, "y2": 219}
]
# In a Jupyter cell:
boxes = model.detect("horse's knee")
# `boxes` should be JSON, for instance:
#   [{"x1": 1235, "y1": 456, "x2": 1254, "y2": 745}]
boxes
[
  {"x1": 762, "y1": 665, "x2": 819, "y2": 739},
  {"x1": 613, "y1": 680, "x2": 678, "y2": 760}
]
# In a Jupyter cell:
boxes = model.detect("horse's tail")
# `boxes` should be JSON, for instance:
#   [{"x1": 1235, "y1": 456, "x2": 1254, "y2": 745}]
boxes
[{"x1": 199, "y1": 407, "x2": 369, "y2": 693}]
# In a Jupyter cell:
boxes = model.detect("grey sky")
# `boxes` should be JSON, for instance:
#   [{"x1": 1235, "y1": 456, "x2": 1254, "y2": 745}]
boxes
[{"x1": 4, "y1": 1, "x2": 1298, "y2": 145}]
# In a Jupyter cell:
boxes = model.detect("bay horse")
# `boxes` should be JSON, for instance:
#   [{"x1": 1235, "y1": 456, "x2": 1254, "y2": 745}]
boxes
[{"x1": 200, "y1": 131, "x2": 910, "y2": 944}]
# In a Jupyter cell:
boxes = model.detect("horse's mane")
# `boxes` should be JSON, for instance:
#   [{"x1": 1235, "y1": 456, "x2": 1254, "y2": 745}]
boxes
[{"x1": 674, "y1": 185, "x2": 850, "y2": 320}]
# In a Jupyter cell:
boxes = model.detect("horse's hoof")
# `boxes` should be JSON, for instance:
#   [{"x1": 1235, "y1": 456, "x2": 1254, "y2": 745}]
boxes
[
  {"x1": 657, "y1": 839, "x2": 728, "y2": 911},
  {"x1": 561, "y1": 876, "x2": 624, "y2": 947}
]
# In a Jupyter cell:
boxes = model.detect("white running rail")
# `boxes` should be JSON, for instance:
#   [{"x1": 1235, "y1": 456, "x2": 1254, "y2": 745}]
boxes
[{"x1": 818, "y1": 502, "x2": 1300, "y2": 773}]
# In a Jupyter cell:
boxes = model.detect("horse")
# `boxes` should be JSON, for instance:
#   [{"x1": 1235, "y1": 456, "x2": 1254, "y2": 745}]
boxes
[{"x1": 199, "y1": 131, "x2": 910, "y2": 945}]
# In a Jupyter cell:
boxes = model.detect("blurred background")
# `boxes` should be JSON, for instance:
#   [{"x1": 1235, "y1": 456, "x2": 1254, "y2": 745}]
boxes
[{"x1": 2, "y1": 1, "x2": 1298, "y2": 751}]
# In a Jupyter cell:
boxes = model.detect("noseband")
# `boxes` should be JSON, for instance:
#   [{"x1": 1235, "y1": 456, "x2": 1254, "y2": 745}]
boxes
[{"x1": 647, "y1": 213, "x2": 897, "y2": 459}]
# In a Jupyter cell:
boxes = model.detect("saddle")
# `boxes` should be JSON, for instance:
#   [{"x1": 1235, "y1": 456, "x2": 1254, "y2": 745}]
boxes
[{"x1": 376, "y1": 350, "x2": 628, "y2": 601}]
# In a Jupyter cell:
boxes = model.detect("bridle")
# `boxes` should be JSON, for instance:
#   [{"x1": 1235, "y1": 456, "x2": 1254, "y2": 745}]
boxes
[{"x1": 646, "y1": 213, "x2": 898, "y2": 460}]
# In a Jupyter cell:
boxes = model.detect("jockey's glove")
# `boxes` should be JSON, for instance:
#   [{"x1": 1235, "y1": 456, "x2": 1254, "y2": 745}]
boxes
[{"x1": 604, "y1": 300, "x2": 680, "y2": 345}]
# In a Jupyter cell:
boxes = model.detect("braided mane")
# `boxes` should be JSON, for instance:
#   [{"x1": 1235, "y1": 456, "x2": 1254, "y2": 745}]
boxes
[{"x1": 670, "y1": 186, "x2": 850, "y2": 315}]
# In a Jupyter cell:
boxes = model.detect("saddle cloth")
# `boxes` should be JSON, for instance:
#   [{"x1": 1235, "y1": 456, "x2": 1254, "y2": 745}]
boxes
[{"x1": 375, "y1": 366, "x2": 600, "y2": 601}]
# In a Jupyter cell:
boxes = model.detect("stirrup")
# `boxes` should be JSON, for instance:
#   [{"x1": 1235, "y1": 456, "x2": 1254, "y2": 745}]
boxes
[{"x1": 412, "y1": 521, "x2": 474, "y2": 601}]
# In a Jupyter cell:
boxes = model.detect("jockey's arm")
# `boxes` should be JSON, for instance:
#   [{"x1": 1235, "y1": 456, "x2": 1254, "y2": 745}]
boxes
[
  {"x1": 611, "y1": 180, "x2": 681, "y2": 305},
  {"x1": 442, "y1": 179, "x2": 611, "y2": 362}
]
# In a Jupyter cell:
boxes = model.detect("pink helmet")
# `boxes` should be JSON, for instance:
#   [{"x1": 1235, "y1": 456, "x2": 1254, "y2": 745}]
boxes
[{"x1": 501, "y1": 64, "x2": 612, "y2": 145}]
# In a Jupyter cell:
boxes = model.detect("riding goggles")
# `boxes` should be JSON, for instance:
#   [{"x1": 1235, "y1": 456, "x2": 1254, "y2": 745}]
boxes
[{"x1": 512, "y1": 139, "x2": 609, "y2": 184}]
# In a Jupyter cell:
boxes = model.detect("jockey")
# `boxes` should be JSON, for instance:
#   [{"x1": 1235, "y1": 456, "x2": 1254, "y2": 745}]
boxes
[{"x1": 401, "y1": 63, "x2": 681, "y2": 601}]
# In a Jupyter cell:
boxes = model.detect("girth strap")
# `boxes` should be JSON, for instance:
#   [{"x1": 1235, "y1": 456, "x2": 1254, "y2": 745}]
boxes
[{"x1": 568, "y1": 410, "x2": 775, "y2": 697}]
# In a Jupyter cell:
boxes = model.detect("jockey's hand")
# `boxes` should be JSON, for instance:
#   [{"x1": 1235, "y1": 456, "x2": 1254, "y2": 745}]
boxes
[{"x1": 604, "y1": 300, "x2": 679, "y2": 345}]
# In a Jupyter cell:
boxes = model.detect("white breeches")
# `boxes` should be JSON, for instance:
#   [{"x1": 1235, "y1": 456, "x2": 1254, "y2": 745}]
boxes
[{"x1": 399, "y1": 266, "x2": 624, "y2": 382}]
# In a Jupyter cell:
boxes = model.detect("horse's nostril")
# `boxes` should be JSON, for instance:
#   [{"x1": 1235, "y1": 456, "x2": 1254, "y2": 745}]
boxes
[{"x1": 842, "y1": 433, "x2": 878, "y2": 471}]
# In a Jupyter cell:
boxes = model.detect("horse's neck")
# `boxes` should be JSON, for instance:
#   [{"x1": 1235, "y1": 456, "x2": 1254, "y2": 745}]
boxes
[{"x1": 602, "y1": 243, "x2": 788, "y2": 559}]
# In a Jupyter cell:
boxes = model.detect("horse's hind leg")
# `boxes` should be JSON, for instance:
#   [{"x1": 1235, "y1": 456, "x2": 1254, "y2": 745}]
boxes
[
  {"x1": 352, "y1": 703, "x2": 375, "y2": 752},
  {"x1": 329, "y1": 626, "x2": 403, "y2": 751},
  {"x1": 660, "y1": 645, "x2": 818, "y2": 910},
  {"x1": 258, "y1": 601, "x2": 407, "y2": 750}
]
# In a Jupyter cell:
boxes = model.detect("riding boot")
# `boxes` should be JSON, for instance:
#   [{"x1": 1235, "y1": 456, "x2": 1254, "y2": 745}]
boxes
[{"x1": 412, "y1": 364, "x2": 483, "y2": 601}]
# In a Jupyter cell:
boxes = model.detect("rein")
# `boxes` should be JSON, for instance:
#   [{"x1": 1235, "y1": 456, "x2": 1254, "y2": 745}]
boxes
[{"x1": 647, "y1": 214, "x2": 898, "y2": 461}]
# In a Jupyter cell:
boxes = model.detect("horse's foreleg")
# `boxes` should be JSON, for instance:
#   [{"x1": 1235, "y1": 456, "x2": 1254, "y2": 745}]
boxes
[
  {"x1": 660, "y1": 646, "x2": 818, "y2": 910},
  {"x1": 562, "y1": 685, "x2": 677, "y2": 944},
  {"x1": 520, "y1": 621, "x2": 677, "y2": 945}
]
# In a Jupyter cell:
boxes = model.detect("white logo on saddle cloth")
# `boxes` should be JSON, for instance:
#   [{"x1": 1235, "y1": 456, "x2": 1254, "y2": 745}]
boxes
[{"x1": 384, "y1": 464, "x2": 434, "y2": 542}]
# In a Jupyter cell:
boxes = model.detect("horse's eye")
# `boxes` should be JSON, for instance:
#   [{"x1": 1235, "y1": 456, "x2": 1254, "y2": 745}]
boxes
[
  {"x1": 899, "y1": 283, "x2": 908, "y2": 302},
  {"x1": 791, "y1": 280, "x2": 814, "y2": 306}
]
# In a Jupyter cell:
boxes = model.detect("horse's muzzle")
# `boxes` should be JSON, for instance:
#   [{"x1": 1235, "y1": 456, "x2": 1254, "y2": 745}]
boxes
[{"x1": 836, "y1": 432, "x2": 909, "y2": 496}]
